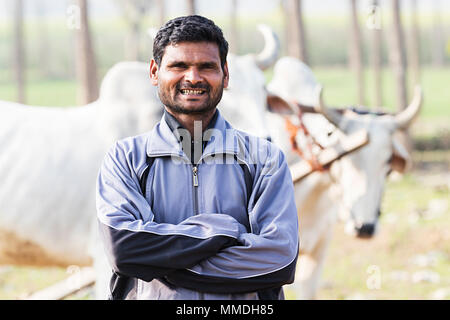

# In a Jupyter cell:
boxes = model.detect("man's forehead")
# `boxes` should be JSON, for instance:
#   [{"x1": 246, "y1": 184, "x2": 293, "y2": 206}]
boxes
[{"x1": 161, "y1": 41, "x2": 221, "y2": 63}]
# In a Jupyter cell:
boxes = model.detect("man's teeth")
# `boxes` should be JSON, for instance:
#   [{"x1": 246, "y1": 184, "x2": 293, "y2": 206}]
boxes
[{"x1": 181, "y1": 89, "x2": 204, "y2": 95}]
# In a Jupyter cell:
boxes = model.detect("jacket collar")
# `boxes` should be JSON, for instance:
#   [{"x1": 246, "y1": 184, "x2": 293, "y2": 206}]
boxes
[{"x1": 146, "y1": 109, "x2": 240, "y2": 159}]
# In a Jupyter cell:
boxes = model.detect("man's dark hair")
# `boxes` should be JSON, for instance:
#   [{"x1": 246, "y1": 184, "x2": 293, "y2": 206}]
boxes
[{"x1": 153, "y1": 15, "x2": 229, "y2": 69}]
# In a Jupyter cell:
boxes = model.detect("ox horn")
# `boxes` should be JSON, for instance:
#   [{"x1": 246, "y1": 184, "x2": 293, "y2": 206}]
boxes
[
  {"x1": 314, "y1": 85, "x2": 346, "y2": 129},
  {"x1": 255, "y1": 24, "x2": 280, "y2": 70},
  {"x1": 394, "y1": 85, "x2": 423, "y2": 130}
]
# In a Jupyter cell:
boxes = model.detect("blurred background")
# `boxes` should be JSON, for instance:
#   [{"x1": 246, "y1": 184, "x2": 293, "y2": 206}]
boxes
[{"x1": 0, "y1": 0, "x2": 449, "y2": 299}]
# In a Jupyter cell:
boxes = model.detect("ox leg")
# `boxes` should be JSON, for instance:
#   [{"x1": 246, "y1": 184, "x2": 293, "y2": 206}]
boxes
[
  {"x1": 293, "y1": 232, "x2": 333, "y2": 300},
  {"x1": 88, "y1": 224, "x2": 112, "y2": 300},
  {"x1": 92, "y1": 250, "x2": 112, "y2": 299}
]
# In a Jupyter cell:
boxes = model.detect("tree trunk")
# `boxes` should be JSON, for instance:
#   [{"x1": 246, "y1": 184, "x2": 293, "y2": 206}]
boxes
[
  {"x1": 285, "y1": 0, "x2": 308, "y2": 64},
  {"x1": 408, "y1": 0, "x2": 420, "y2": 86},
  {"x1": 156, "y1": 0, "x2": 166, "y2": 26},
  {"x1": 390, "y1": 0, "x2": 408, "y2": 111},
  {"x1": 119, "y1": 0, "x2": 153, "y2": 62},
  {"x1": 282, "y1": 0, "x2": 290, "y2": 56},
  {"x1": 187, "y1": 0, "x2": 196, "y2": 15},
  {"x1": 75, "y1": 0, "x2": 99, "y2": 105},
  {"x1": 369, "y1": 0, "x2": 383, "y2": 109},
  {"x1": 13, "y1": 0, "x2": 25, "y2": 104},
  {"x1": 349, "y1": 0, "x2": 365, "y2": 106},
  {"x1": 35, "y1": 1, "x2": 51, "y2": 78},
  {"x1": 124, "y1": 22, "x2": 140, "y2": 61},
  {"x1": 431, "y1": 0, "x2": 445, "y2": 67},
  {"x1": 229, "y1": 0, "x2": 239, "y2": 53}
]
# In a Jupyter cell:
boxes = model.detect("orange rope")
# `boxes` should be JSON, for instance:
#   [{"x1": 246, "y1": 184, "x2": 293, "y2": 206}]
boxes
[{"x1": 284, "y1": 111, "x2": 326, "y2": 172}]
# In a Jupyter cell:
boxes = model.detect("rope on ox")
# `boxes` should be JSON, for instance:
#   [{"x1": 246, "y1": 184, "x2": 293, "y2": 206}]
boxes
[
  {"x1": 288, "y1": 128, "x2": 370, "y2": 183},
  {"x1": 283, "y1": 109, "x2": 326, "y2": 173},
  {"x1": 277, "y1": 100, "x2": 370, "y2": 183}
]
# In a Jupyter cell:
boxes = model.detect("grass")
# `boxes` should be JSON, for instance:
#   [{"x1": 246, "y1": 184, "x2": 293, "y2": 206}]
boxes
[
  {"x1": 313, "y1": 66, "x2": 450, "y2": 119},
  {"x1": 2, "y1": 65, "x2": 450, "y2": 117},
  {"x1": 2, "y1": 65, "x2": 448, "y2": 143},
  {"x1": 0, "y1": 266, "x2": 67, "y2": 300},
  {"x1": 0, "y1": 79, "x2": 77, "y2": 107}
]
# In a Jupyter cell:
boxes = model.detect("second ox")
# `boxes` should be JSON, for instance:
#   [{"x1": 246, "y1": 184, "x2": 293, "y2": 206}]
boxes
[{"x1": 264, "y1": 56, "x2": 422, "y2": 299}]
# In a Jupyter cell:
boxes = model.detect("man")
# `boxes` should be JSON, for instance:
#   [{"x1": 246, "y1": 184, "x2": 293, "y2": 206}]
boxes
[{"x1": 96, "y1": 15, "x2": 299, "y2": 300}]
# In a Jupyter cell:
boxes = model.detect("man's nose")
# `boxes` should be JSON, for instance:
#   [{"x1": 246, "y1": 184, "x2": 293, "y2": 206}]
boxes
[{"x1": 184, "y1": 67, "x2": 203, "y2": 84}]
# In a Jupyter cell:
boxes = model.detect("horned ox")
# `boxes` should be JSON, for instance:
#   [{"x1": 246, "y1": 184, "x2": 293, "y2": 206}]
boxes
[
  {"x1": 264, "y1": 56, "x2": 423, "y2": 299},
  {"x1": 0, "y1": 26, "x2": 278, "y2": 298}
]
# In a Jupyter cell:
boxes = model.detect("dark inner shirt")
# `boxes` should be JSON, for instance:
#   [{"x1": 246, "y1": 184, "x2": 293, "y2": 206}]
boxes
[{"x1": 163, "y1": 108, "x2": 219, "y2": 164}]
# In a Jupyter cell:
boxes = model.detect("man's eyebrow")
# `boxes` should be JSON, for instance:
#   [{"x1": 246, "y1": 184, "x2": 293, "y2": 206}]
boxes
[
  {"x1": 166, "y1": 61, "x2": 189, "y2": 68},
  {"x1": 166, "y1": 61, "x2": 220, "y2": 68},
  {"x1": 198, "y1": 61, "x2": 220, "y2": 68}
]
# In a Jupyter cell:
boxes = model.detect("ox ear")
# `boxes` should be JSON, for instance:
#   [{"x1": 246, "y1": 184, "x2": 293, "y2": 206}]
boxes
[
  {"x1": 390, "y1": 138, "x2": 411, "y2": 173},
  {"x1": 266, "y1": 94, "x2": 295, "y2": 115}
]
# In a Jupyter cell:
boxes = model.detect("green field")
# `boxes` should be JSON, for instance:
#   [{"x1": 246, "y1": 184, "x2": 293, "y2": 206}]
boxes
[
  {"x1": 0, "y1": 79, "x2": 77, "y2": 107},
  {"x1": 313, "y1": 66, "x2": 450, "y2": 140},
  {"x1": 2, "y1": 66, "x2": 449, "y2": 116},
  {"x1": 1, "y1": 65, "x2": 448, "y2": 140}
]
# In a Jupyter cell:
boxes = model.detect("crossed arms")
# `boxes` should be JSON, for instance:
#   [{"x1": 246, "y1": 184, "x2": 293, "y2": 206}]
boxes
[{"x1": 96, "y1": 142, "x2": 299, "y2": 294}]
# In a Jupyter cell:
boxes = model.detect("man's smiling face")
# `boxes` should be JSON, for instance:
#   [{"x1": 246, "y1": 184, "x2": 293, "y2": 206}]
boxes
[{"x1": 150, "y1": 41, "x2": 229, "y2": 115}]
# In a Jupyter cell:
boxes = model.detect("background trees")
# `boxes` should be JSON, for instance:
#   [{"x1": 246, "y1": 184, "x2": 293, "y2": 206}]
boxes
[
  {"x1": 74, "y1": 0, "x2": 99, "y2": 104},
  {"x1": 3, "y1": 0, "x2": 449, "y2": 109}
]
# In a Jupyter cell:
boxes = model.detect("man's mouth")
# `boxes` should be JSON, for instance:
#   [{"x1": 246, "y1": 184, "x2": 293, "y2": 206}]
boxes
[{"x1": 179, "y1": 88, "x2": 206, "y2": 96}]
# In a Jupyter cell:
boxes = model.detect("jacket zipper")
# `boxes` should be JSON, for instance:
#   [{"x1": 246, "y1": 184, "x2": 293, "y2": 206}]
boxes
[
  {"x1": 191, "y1": 152, "x2": 250, "y2": 215},
  {"x1": 192, "y1": 165, "x2": 199, "y2": 215}
]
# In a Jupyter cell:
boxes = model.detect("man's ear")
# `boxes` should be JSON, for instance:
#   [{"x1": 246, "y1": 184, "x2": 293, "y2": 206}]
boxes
[
  {"x1": 149, "y1": 59, "x2": 159, "y2": 86},
  {"x1": 223, "y1": 61, "x2": 229, "y2": 89}
]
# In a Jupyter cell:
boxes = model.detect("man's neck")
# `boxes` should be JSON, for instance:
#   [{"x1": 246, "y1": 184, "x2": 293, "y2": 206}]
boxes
[{"x1": 164, "y1": 107, "x2": 217, "y2": 137}]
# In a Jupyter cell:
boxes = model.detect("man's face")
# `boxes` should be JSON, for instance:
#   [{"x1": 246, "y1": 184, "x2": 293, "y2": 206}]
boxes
[{"x1": 150, "y1": 41, "x2": 229, "y2": 115}]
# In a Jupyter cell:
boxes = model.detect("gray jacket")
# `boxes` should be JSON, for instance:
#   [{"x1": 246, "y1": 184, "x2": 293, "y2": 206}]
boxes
[{"x1": 96, "y1": 110, "x2": 299, "y2": 299}]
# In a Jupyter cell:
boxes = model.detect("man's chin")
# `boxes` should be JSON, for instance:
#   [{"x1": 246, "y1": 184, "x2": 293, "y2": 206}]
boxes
[{"x1": 165, "y1": 103, "x2": 216, "y2": 115}]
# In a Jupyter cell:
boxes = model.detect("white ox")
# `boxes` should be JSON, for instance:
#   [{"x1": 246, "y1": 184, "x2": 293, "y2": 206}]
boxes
[
  {"x1": 264, "y1": 56, "x2": 423, "y2": 299},
  {"x1": 0, "y1": 63, "x2": 163, "y2": 268},
  {"x1": 0, "y1": 26, "x2": 279, "y2": 298}
]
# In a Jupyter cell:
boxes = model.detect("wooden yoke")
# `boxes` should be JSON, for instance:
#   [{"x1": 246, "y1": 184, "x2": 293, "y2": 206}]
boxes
[
  {"x1": 290, "y1": 129, "x2": 369, "y2": 183},
  {"x1": 266, "y1": 93, "x2": 369, "y2": 183}
]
